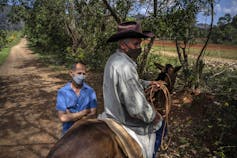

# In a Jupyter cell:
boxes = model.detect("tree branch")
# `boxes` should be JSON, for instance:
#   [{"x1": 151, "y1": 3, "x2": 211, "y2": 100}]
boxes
[
  {"x1": 138, "y1": 37, "x2": 155, "y2": 76},
  {"x1": 102, "y1": 0, "x2": 121, "y2": 24},
  {"x1": 196, "y1": 0, "x2": 214, "y2": 69},
  {"x1": 175, "y1": 39, "x2": 184, "y2": 66},
  {"x1": 154, "y1": 0, "x2": 157, "y2": 17}
]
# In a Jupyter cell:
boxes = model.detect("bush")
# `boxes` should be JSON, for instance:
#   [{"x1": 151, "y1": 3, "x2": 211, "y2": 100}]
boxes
[{"x1": 0, "y1": 30, "x2": 7, "y2": 50}]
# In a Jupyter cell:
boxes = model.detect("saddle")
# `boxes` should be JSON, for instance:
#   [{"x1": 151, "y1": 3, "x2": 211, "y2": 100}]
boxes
[{"x1": 102, "y1": 118, "x2": 143, "y2": 158}]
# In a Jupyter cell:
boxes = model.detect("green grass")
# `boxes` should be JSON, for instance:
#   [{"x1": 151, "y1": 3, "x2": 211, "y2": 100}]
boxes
[
  {"x1": 0, "y1": 31, "x2": 22, "y2": 65},
  {"x1": 152, "y1": 45, "x2": 237, "y2": 60}
]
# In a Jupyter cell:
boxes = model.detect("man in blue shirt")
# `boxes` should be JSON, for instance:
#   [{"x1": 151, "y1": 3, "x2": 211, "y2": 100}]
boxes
[{"x1": 56, "y1": 62, "x2": 97, "y2": 135}]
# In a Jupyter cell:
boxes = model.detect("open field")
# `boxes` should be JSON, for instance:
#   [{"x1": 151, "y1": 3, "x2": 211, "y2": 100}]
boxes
[{"x1": 149, "y1": 40, "x2": 237, "y2": 60}]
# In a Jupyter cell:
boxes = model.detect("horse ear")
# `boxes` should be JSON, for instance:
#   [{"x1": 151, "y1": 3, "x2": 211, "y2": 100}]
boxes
[
  {"x1": 155, "y1": 63, "x2": 164, "y2": 71},
  {"x1": 174, "y1": 66, "x2": 182, "y2": 73}
]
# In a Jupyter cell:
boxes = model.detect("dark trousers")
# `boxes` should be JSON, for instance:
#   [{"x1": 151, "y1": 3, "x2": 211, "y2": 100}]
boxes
[{"x1": 153, "y1": 120, "x2": 167, "y2": 158}]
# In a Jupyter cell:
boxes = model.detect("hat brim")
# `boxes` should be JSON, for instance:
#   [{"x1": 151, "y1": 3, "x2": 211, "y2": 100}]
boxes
[{"x1": 107, "y1": 30, "x2": 154, "y2": 43}]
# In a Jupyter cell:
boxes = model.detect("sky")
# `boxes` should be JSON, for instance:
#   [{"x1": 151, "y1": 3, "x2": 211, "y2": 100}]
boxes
[{"x1": 197, "y1": 0, "x2": 237, "y2": 24}]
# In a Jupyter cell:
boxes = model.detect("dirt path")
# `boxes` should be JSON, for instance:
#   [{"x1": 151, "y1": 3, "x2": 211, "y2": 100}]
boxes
[
  {"x1": 0, "y1": 38, "x2": 66, "y2": 158},
  {"x1": 0, "y1": 38, "x2": 104, "y2": 158}
]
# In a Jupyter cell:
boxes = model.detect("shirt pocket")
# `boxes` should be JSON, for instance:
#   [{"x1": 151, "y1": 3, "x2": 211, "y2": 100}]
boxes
[
  {"x1": 77, "y1": 95, "x2": 90, "y2": 110},
  {"x1": 66, "y1": 97, "x2": 78, "y2": 112}
]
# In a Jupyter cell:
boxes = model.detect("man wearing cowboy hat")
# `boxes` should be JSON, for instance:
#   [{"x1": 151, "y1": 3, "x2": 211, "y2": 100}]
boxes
[{"x1": 99, "y1": 21, "x2": 163, "y2": 158}]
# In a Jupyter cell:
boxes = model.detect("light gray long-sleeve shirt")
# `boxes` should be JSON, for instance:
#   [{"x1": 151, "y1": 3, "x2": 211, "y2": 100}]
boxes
[{"x1": 101, "y1": 49, "x2": 161, "y2": 135}]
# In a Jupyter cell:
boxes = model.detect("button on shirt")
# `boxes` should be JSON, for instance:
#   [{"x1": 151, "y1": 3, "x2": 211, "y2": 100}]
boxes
[
  {"x1": 56, "y1": 82, "x2": 97, "y2": 134},
  {"x1": 101, "y1": 49, "x2": 161, "y2": 135}
]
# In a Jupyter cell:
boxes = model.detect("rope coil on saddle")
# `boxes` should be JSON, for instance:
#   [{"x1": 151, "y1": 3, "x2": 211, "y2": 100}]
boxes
[{"x1": 145, "y1": 81, "x2": 172, "y2": 150}]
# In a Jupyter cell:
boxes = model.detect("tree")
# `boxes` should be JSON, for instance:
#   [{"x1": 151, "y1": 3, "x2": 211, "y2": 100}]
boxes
[
  {"x1": 141, "y1": 0, "x2": 214, "y2": 89},
  {"x1": 231, "y1": 15, "x2": 237, "y2": 28},
  {"x1": 4, "y1": 0, "x2": 218, "y2": 77},
  {"x1": 195, "y1": 0, "x2": 214, "y2": 89},
  {"x1": 217, "y1": 13, "x2": 232, "y2": 27},
  {"x1": 24, "y1": 0, "x2": 70, "y2": 54},
  {"x1": 211, "y1": 14, "x2": 237, "y2": 44}
]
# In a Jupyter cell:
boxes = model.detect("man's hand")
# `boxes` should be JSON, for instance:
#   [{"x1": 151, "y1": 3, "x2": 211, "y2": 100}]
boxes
[
  {"x1": 81, "y1": 109, "x2": 90, "y2": 116},
  {"x1": 150, "y1": 81, "x2": 160, "y2": 88},
  {"x1": 59, "y1": 109, "x2": 90, "y2": 122},
  {"x1": 153, "y1": 112, "x2": 162, "y2": 125},
  {"x1": 66, "y1": 109, "x2": 90, "y2": 115},
  {"x1": 65, "y1": 109, "x2": 71, "y2": 114}
]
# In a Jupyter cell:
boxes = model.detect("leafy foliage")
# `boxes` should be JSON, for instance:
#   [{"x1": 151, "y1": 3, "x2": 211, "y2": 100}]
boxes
[
  {"x1": 25, "y1": 0, "x2": 70, "y2": 59},
  {"x1": 0, "y1": 31, "x2": 22, "y2": 65},
  {"x1": 211, "y1": 14, "x2": 237, "y2": 44},
  {"x1": 0, "y1": 30, "x2": 7, "y2": 50}
]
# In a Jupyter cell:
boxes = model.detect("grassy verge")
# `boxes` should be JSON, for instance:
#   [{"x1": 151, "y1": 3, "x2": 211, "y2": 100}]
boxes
[{"x1": 0, "y1": 31, "x2": 22, "y2": 65}]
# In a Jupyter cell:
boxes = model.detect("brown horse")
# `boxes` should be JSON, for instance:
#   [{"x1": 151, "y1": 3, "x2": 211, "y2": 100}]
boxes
[
  {"x1": 47, "y1": 119, "x2": 126, "y2": 158},
  {"x1": 47, "y1": 64, "x2": 181, "y2": 158}
]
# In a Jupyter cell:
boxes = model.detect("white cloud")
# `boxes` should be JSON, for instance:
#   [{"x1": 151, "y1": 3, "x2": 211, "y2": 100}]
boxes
[
  {"x1": 218, "y1": 0, "x2": 237, "y2": 16},
  {"x1": 215, "y1": 4, "x2": 222, "y2": 12},
  {"x1": 223, "y1": 8, "x2": 232, "y2": 14}
]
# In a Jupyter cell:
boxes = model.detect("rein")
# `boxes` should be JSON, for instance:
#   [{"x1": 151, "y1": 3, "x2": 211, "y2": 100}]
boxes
[
  {"x1": 165, "y1": 73, "x2": 172, "y2": 91},
  {"x1": 146, "y1": 81, "x2": 172, "y2": 150}
]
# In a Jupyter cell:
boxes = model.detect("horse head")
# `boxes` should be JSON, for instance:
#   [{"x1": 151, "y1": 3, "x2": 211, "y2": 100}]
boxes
[{"x1": 155, "y1": 63, "x2": 181, "y2": 92}]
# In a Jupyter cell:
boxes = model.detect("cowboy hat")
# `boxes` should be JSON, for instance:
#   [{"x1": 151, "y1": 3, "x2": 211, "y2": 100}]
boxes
[{"x1": 107, "y1": 21, "x2": 154, "y2": 43}]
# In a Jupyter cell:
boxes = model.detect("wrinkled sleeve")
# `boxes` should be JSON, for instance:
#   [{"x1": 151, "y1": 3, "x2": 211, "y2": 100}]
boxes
[
  {"x1": 119, "y1": 76, "x2": 156, "y2": 123},
  {"x1": 89, "y1": 90, "x2": 97, "y2": 109},
  {"x1": 139, "y1": 79, "x2": 151, "y2": 89},
  {"x1": 56, "y1": 90, "x2": 66, "y2": 112}
]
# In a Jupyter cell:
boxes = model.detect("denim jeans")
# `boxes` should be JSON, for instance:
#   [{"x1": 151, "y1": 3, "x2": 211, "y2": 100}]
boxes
[{"x1": 153, "y1": 120, "x2": 167, "y2": 158}]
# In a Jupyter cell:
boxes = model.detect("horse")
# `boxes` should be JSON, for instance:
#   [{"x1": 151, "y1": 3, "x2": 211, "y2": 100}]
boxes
[{"x1": 47, "y1": 63, "x2": 181, "y2": 158}]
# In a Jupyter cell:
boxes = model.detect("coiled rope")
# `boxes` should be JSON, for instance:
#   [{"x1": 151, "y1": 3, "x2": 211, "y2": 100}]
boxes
[{"x1": 145, "y1": 80, "x2": 172, "y2": 150}]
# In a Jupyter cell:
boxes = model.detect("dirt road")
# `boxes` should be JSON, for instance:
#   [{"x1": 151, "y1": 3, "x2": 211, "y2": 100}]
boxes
[
  {"x1": 0, "y1": 38, "x2": 66, "y2": 158},
  {"x1": 0, "y1": 38, "x2": 104, "y2": 158}
]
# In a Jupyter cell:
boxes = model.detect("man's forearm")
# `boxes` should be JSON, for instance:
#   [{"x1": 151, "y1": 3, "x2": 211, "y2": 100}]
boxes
[
  {"x1": 58, "y1": 109, "x2": 89, "y2": 122},
  {"x1": 70, "y1": 110, "x2": 89, "y2": 121},
  {"x1": 81, "y1": 108, "x2": 97, "y2": 119}
]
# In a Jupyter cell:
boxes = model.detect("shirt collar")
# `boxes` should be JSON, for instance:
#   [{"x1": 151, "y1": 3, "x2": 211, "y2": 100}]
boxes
[
  {"x1": 65, "y1": 82, "x2": 88, "y2": 91},
  {"x1": 116, "y1": 49, "x2": 137, "y2": 68}
]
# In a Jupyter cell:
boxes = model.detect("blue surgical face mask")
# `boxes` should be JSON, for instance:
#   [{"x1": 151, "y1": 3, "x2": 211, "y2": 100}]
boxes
[{"x1": 73, "y1": 74, "x2": 85, "y2": 85}]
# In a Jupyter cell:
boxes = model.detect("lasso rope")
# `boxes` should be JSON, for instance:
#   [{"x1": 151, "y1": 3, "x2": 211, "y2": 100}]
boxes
[{"x1": 146, "y1": 81, "x2": 172, "y2": 150}]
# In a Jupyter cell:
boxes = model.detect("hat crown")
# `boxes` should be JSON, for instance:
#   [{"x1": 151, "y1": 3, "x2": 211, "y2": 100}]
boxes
[
  {"x1": 118, "y1": 21, "x2": 142, "y2": 33},
  {"x1": 107, "y1": 21, "x2": 154, "y2": 42}
]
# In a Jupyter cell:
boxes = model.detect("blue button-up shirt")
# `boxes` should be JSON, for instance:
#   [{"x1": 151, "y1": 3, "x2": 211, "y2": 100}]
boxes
[{"x1": 56, "y1": 82, "x2": 97, "y2": 134}]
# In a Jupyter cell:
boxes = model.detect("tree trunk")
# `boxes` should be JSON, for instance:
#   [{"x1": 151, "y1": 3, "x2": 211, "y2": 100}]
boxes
[
  {"x1": 195, "y1": 0, "x2": 214, "y2": 88},
  {"x1": 138, "y1": 37, "x2": 155, "y2": 76}
]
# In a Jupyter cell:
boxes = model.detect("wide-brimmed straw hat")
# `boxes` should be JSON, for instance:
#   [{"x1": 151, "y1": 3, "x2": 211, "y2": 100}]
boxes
[{"x1": 107, "y1": 21, "x2": 154, "y2": 43}]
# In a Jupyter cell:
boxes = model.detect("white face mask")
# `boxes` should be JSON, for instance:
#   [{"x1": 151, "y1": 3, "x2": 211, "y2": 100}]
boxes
[{"x1": 72, "y1": 74, "x2": 85, "y2": 85}]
